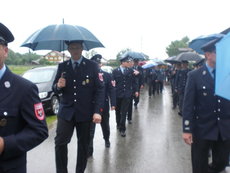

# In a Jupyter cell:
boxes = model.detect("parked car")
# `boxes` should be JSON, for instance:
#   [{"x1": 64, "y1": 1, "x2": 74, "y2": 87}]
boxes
[{"x1": 22, "y1": 66, "x2": 59, "y2": 115}]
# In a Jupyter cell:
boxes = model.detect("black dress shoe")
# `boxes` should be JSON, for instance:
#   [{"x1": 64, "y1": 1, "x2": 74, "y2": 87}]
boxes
[
  {"x1": 105, "y1": 140, "x2": 110, "y2": 148},
  {"x1": 120, "y1": 131, "x2": 126, "y2": 137}
]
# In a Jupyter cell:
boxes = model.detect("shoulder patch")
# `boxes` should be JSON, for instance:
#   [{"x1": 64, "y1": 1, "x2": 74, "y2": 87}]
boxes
[{"x1": 34, "y1": 103, "x2": 45, "y2": 120}]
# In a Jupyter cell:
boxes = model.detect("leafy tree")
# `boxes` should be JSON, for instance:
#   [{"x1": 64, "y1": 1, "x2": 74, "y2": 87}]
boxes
[
  {"x1": 166, "y1": 36, "x2": 190, "y2": 57},
  {"x1": 6, "y1": 49, "x2": 42, "y2": 65}
]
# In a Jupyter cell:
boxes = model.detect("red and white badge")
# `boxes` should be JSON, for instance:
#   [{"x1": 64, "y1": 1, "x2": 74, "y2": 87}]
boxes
[
  {"x1": 98, "y1": 73, "x2": 104, "y2": 82},
  {"x1": 34, "y1": 103, "x2": 45, "y2": 120}
]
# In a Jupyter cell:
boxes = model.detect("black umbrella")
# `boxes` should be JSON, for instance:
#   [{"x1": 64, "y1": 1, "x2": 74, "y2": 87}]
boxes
[
  {"x1": 175, "y1": 52, "x2": 203, "y2": 62},
  {"x1": 21, "y1": 24, "x2": 104, "y2": 51},
  {"x1": 121, "y1": 51, "x2": 147, "y2": 60},
  {"x1": 164, "y1": 56, "x2": 179, "y2": 64}
]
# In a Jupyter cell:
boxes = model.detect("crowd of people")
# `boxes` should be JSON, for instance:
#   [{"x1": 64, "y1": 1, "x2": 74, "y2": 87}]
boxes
[{"x1": 0, "y1": 22, "x2": 230, "y2": 173}]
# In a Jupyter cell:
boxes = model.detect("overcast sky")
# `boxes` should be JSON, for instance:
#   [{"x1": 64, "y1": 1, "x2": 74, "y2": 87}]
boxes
[{"x1": 1, "y1": 0, "x2": 229, "y2": 60}]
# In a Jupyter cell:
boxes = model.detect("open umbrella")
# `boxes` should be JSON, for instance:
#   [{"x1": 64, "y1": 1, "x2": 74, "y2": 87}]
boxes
[
  {"x1": 189, "y1": 33, "x2": 224, "y2": 54},
  {"x1": 215, "y1": 32, "x2": 230, "y2": 101},
  {"x1": 142, "y1": 60, "x2": 158, "y2": 69},
  {"x1": 174, "y1": 52, "x2": 203, "y2": 62},
  {"x1": 21, "y1": 24, "x2": 104, "y2": 51},
  {"x1": 164, "y1": 56, "x2": 178, "y2": 64},
  {"x1": 121, "y1": 51, "x2": 147, "y2": 60}
]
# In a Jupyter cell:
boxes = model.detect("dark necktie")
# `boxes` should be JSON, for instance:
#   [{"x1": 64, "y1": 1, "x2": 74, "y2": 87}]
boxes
[
  {"x1": 212, "y1": 69, "x2": 216, "y2": 80},
  {"x1": 74, "y1": 62, "x2": 79, "y2": 72}
]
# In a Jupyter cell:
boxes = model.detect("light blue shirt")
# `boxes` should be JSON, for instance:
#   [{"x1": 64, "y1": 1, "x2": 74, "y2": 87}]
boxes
[
  {"x1": 120, "y1": 66, "x2": 126, "y2": 74},
  {"x1": 205, "y1": 62, "x2": 215, "y2": 78},
  {"x1": 0, "y1": 64, "x2": 6, "y2": 80},
  {"x1": 71, "y1": 56, "x2": 83, "y2": 69}
]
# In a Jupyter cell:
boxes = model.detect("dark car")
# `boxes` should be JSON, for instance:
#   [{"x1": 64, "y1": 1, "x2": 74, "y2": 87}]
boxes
[{"x1": 22, "y1": 66, "x2": 60, "y2": 115}]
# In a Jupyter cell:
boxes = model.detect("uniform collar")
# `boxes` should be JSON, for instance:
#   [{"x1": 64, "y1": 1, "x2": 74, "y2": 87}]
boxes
[
  {"x1": 0, "y1": 64, "x2": 6, "y2": 80},
  {"x1": 71, "y1": 56, "x2": 83, "y2": 65}
]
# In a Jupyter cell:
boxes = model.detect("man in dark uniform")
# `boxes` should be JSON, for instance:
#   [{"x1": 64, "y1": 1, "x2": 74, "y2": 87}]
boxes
[
  {"x1": 132, "y1": 58, "x2": 144, "y2": 108},
  {"x1": 182, "y1": 39, "x2": 230, "y2": 173},
  {"x1": 112, "y1": 56, "x2": 138, "y2": 137},
  {"x1": 168, "y1": 62, "x2": 181, "y2": 109},
  {"x1": 175, "y1": 60, "x2": 190, "y2": 115},
  {"x1": 88, "y1": 54, "x2": 116, "y2": 157},
  {"x1": 0, "y1": 23, "x2": 48, "y2": 173},
  {"x1": 53, "y1": 41, "x2": 104, "y2": 173},
  {"x1": 146, "y1": 66, "x2": 157, "y2": 98}
]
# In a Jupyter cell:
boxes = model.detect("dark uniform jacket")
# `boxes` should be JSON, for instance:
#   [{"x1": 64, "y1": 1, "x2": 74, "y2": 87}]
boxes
[
  {"x1": 175, "y1": 68, "x2": 190, "y2": 93},
  {"x1": 146, "y1": 68, "x2": 157, "y2": 84},
  {"x1": 53, "y1": 58, "x2": 105, "y2": 122},
  {"x1": 133, "y1": 65, "x2": 144, "y2": 89},
  {"x1": 112, "y1": 67, "x2": 138, "y2": 98},
  {"x1": 0, "y1": 67, "x2": 48, "y2": 171},
  {"x1": 183, "y1": 65, "x2": 230, "y2": 140},
  {"x1": 100, "y1": 70, "x2": 116, "y2": 112}
]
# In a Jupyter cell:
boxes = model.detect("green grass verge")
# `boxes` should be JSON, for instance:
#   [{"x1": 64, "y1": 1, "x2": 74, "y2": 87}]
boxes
[
  {"x1": 46, "y1": 115, "x2": 57, "y2": 127},
  {"x1": 8, "y1": 65, "x2": 35, "y2": 75}
]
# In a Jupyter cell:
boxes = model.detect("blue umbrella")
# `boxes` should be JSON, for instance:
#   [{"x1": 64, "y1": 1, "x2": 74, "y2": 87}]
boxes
[
  {"x1": 215, "y1": 32, "x2": 230, "y2": 101},
  {"x1": 122, "y1": 51, "x2": 147, "y2": 60},
  {"x1": 189, "y1": 33, "x2": 224, "y2": 54},
  {"x1": 142, "y1": 60, "x2": 158, "y2": 69},
  {"x1": 21, "y1": 24, "x2": 104, "y2": 51}
]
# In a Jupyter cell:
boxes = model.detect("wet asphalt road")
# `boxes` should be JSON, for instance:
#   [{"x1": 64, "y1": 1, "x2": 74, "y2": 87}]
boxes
[{"x1": 27, "y1": 85, "x2": 230, "y2": 173}]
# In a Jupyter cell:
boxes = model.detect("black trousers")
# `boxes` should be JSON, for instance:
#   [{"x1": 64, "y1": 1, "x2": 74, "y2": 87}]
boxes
[
  {"x1": 115, "y1": 97, "x2": 131, "y2": 132},
  {"x1": 191, "y1": 136, "x2": 230, "y2": 173},
  {"x1": 88, "y1": 110, "x2": 110, "y2": 154},
  {"x1": 55, "y1": 117, "x2": 91, "y2": 173},
  {"x1": 148, "y1": 80, "x2": 156, "y2": 96},
  {"x1": 133, "y1": 94, "x2": 139, "y2": 106},
  {"x1": 156, "y1": 81, "x2": 163, "y2": 94},
  {"x1": 127, "y1": 96, "x2": 134, "y2": 121},
  {"x1": 178, "y1": 91, "x2": 184, "y2": 114}
]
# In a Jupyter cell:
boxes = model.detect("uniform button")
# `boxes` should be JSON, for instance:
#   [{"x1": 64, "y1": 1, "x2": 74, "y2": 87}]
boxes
[
  {"x1": 3, "y1": 112, "x2": 8, "y2": 116},
  {"x1": 74, "y1": 93, "x2": 76, "y2": 95},
  {"x1": 218, "y1": 109, "x2": 220, "y2": 112},
  {"x1": 124, "y1": 85, "x2": 126, "y2": 87},
  {"x1": 217, "y1": 117, "x2": 220, "y2": 120},
  {"x1": 74, "y1": 99, "x2": 77, "y2": 102},
  {"x1": 214, "y1": 110, "x2": 216, "y2": 113},
  {"x1": 73, "y1": 80, "x2": 76, "y2": 82},
  {"x1": 218, "y1": 100, "x2": 221, "y2": 103},
  {"x1": 74, "y1": 86, "x2": 76, "y2": 89}
]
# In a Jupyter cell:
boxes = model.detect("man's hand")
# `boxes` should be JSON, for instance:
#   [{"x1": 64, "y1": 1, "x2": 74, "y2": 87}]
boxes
[
  {"x1": 135, "y1": 92, "x2": 139, "y2": 97},
  {"x1": 57, "y1": 77, "x2": 66, "y2": 88},
  {"x1": 140, "y1": 85, "x2": 144, "y2": 89},
  {"x1": 183, "y1": 133, "x2": 193, "y2": 145},
  {"x1": 111, "y1": 106, "x2": 116, "y2": 111},
  {"x1": 133, "y1": 70, "x2": 140, "y2": 75},
  {"x1": 92, "y1": 113, "x2": 102, "y2": 124},
  {"x1": 0, "y1": 137, "x2": 4, "y2": 155}
]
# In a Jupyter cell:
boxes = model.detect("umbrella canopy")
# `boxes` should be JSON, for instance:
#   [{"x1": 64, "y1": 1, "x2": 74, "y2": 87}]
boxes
[
  {"x1": 21, "y1": 24, "x2": 104, "y2": 51},
  {"x1": 142, "y1": 60, "x2": 158, "y2": 69},
  {"x1": 122, "y1": 51, "x2": 147, "y2": 60},
  {"x1": 174, "y1": 52, "x2": 203, "y2": 62},
  {"x1": 164, "y1": 56, "x2": 178, "y2": 64},
  {"x1": 215, "y1": 32, "x2": 230, "y2": 101},
  {"x1": 189, "y1": 33, "x2": 224, "y2": 54}
]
